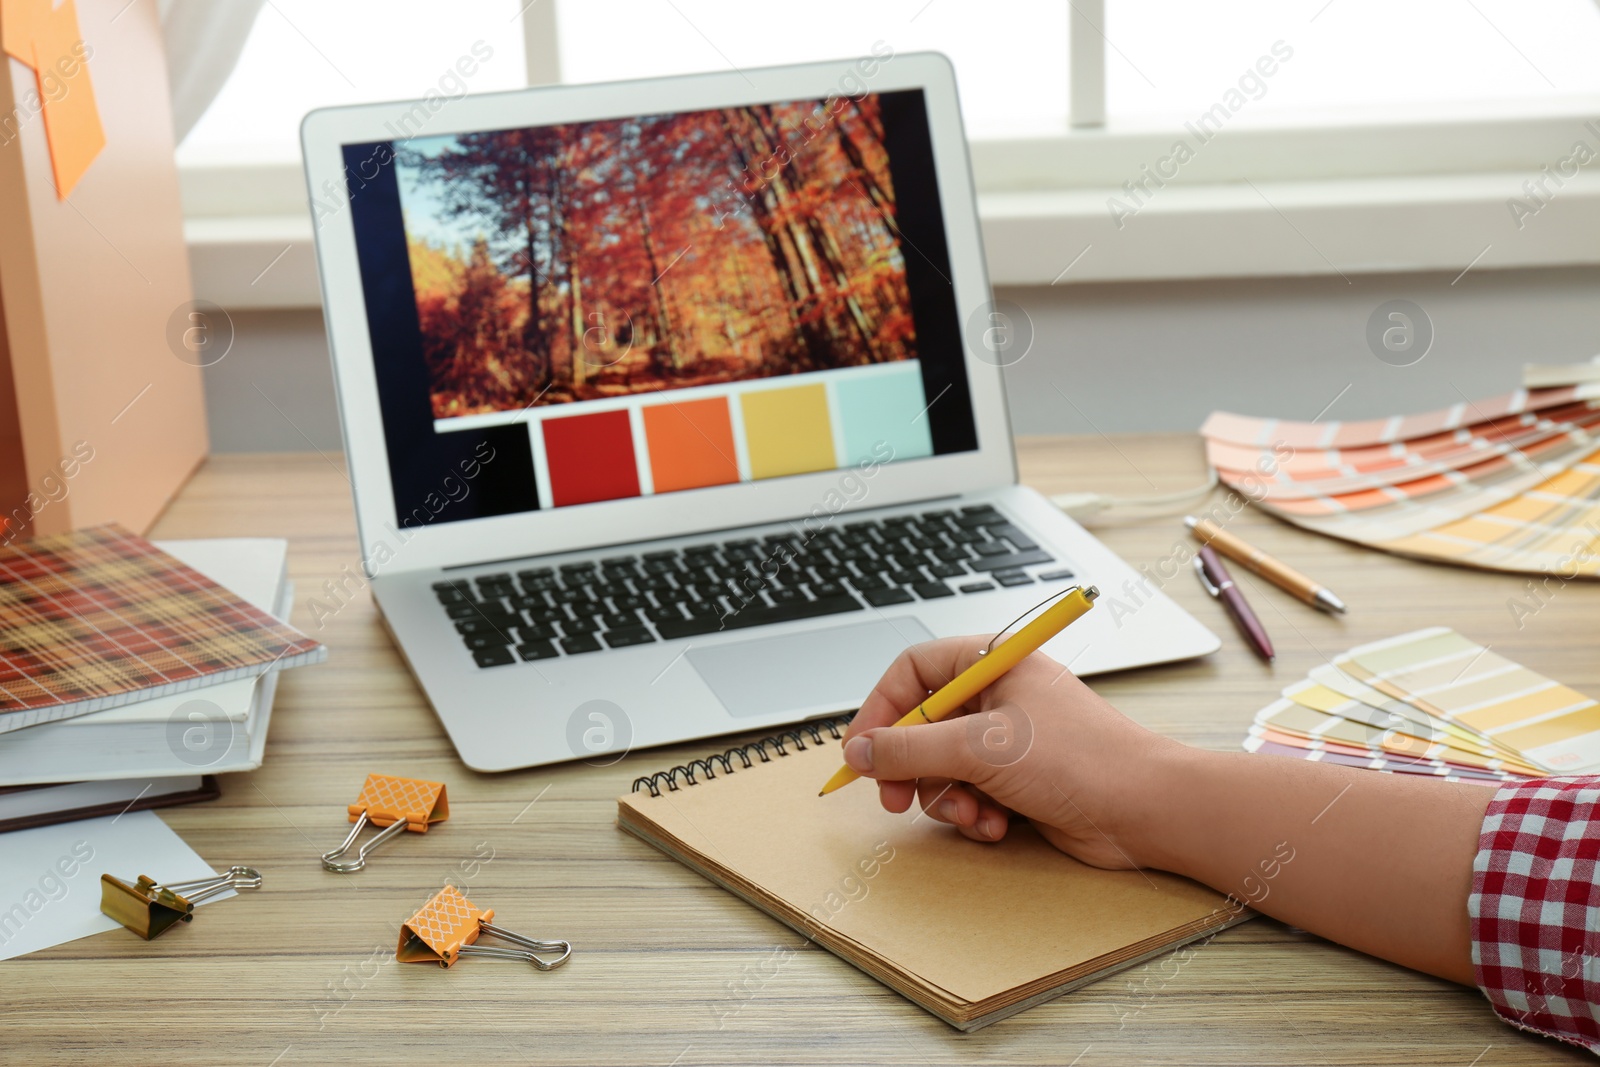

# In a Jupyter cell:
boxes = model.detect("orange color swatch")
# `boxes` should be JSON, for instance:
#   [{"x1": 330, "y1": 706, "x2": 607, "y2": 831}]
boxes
[{"x1": 642, "y1": 397, "x2": 740, "y2": 493}]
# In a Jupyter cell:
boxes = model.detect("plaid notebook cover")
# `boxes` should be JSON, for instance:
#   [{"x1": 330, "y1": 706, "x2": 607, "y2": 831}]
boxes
[{"x1": 0, "y1": 524, "x2": 325, "y2": 731}]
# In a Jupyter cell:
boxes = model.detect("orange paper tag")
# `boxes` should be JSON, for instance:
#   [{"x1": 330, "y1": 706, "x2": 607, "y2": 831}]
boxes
[
  {"x1": 397, "y1": 885, "x2": 493, "y2": 967},
  {"x1": 349, "y1": 773, "x2": 449, "y2": 833},
  {"x1": 0, "y1": 0, "x2": 46, "y2": 63},
  {"x1": 29, "y1": 0, "x2": 103, "y2": 197}
]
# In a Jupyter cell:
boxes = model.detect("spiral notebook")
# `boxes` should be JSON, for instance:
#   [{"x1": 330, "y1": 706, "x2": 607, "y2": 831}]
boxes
[{"x1": 616, "y1": 719, "x2": 1248, "y2": 1030}]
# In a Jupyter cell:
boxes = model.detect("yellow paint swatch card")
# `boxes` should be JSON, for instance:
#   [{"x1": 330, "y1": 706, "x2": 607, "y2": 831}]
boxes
[
  {"x1": 1341, "y1": 628, "x2": 1600, "y2": 774},
  {"x1": 1299, "y1": 665, "x2": 1520, "y2": 761},
  {"x1": 1268, "y1": 685, "x2": 1538, "y2": 777}
]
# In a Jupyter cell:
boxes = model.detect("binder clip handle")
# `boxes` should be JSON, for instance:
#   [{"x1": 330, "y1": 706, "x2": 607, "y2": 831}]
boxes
[
  {"x1": 457, "y1": 921, "x2": 573, "y2": 971},
  {"x1": 154, "y1": 865, "x2": 263, "y2": 905},
  {"x1": 322, "y1": 812, "x2": 409, "y2": 873}
]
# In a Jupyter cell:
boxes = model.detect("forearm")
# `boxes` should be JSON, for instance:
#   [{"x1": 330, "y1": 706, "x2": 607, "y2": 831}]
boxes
[{"x1": 1131, "y1": 748, "x2": 1495, "y2": 984}]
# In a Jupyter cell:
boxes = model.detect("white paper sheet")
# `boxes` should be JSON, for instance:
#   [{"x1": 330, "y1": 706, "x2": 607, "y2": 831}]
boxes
[{"x1": 0, "y1": 811, "x2": 227, "y2": 961}]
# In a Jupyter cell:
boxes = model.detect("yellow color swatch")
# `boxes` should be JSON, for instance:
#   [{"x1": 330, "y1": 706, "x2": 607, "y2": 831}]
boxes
[
  {"x1": 1498, "y1": 702, "x2": 1600, "y2": 753},
  {"x1": 1541, "y1": 467, "x2": 1600, "y2": 498},
  {"x1": 740, "y1": 383, "x2": 837, "y2": 480},
  {"x1": 1457, "y1": 683, "x2": 1578, "y2": 733},
  {"x1": 1485, "y1": 495, "x2": 1559, "y2": 523}
]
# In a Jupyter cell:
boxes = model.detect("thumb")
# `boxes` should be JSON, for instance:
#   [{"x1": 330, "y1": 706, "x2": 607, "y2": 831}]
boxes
[{"x1": 844, "y1": 720, "x2": 980, "y2": 783}]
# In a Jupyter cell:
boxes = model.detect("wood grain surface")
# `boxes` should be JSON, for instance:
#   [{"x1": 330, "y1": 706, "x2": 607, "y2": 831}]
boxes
[{"x1": 3, "y1": 438, "x2": 1594, "y2": 1066}]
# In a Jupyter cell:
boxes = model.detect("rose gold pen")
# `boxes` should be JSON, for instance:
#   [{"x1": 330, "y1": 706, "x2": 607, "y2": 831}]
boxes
[
  {"x1": 1193, "y1": 545, "x2": 1275, "y2": 661},
  {"x1": 1184, "y1": 515, "x2": 1347, "y2": 614}
]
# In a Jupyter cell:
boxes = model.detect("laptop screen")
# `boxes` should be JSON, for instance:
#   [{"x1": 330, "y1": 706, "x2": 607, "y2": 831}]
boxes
[{"x1": 341, "y1": 88, "x2": 979, "y2": 528}]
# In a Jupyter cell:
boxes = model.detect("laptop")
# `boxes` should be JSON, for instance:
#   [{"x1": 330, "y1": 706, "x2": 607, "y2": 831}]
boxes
[{"x1": 300, "y1": 52, "x2": 1218, "y2": 772}]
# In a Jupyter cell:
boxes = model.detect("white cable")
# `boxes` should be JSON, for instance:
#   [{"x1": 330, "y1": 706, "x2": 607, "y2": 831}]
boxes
[{"x1": 1049, "y1": 470, "x2": 1219, "y2": 520}]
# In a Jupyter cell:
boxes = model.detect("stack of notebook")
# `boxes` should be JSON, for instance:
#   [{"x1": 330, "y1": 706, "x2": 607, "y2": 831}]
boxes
[
  {"x1": 0, "y1": 525, "x2": 325, "y2": 831},
  {"x1": 1244, "y1": 627, "x2": 1598, "y2": 781},
  {"x1": 1201, "y1": 361, "x2": 1600, "y2": 576},
  {"x1": 618, "y1": 720, "x2": 1249, "y2": 1030}
]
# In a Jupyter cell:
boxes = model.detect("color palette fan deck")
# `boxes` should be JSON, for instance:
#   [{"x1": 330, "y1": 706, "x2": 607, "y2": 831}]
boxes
[
  {"x1": 1243, "y1": 628, "x2": 1598, "y2": 781},
  {"x1": 1203, "y1": 364, "x2": 1600, "y2": 576}
]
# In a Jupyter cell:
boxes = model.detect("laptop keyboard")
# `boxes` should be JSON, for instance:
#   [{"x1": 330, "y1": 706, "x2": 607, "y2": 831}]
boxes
[{"x1": 433, "y1": 503, "x2": 1075, "y2": 668}]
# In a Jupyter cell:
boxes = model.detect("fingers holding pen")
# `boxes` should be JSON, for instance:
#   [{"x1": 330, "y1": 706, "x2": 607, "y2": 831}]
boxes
[
  {"x1": 915, "y1": 779, "x2": 1013, "y2": 842},
  {"x1": 844, "y1": 721, "x2": 1014, "y2": 841}
]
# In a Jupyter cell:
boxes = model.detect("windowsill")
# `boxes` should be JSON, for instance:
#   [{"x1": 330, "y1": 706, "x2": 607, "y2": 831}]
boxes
[
  {"x1": 187, "y1": 168, "x2": 1600, "y2": 309},
  {"x1": 979, "y1": 169, "x2": 1600, "y2": 285}
]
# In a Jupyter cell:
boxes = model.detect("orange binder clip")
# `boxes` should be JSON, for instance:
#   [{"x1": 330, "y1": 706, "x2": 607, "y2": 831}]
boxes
[
  {"x1": 397, "y1": 885, "x2": 572, "y2": 970},
  {"x1": 321, "y1": 773, "x2": 449, "y2": 873}
]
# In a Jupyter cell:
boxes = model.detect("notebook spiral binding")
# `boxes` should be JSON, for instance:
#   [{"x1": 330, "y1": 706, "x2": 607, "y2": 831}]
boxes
[{"x1": 630, "y1": 713, "x2": 855, "y2": 797}]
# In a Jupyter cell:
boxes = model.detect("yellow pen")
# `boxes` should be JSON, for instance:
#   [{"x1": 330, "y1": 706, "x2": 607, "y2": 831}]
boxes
[{"x1": 818, "y1": 585, "x2": 1099, "y2": 796}]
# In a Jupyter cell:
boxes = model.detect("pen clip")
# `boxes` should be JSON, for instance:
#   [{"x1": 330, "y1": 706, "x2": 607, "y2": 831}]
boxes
[
  {"x1": 1192, "y1": 556, "x2": 1222, "y2": 598},
  {"x1": 982, "y1": 585, "x2": 1096, "y2": 655}
]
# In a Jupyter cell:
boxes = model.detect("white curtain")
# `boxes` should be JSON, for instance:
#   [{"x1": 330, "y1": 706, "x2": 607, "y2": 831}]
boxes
[{"x1": 159, "y1": 0, "x2": 268, "y2": 144}]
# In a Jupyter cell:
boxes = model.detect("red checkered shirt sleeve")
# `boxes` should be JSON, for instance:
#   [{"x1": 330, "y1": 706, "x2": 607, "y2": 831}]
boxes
[{"x1": 1471, "y1": 776, "x2": 1600, "y2": 1055}]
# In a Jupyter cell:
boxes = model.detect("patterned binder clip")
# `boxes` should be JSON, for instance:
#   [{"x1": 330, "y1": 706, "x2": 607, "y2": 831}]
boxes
[
  {"x1": 322, "y1": 773, "x2": 449, "y2": 873},
  {"x1": 397, "y1": 885, "x2": 572, "y2": 971},
  {"x1": 99, "y1": 866, "x2": 262, "y2": 939}
]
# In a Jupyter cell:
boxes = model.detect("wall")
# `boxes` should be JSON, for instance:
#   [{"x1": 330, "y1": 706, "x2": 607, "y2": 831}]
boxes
[
  {"x1": 998, "y1": 266, "x2": 1600, "y2": 436},
  {"x1": 199, "y1": 266, "x2": 1600, "y2": 452},
  {"x1": 204, "y1": 307, "x2": 343, "y2": 453}
]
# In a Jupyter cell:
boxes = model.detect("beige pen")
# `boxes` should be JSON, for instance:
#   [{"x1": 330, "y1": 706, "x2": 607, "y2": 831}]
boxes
[{"x1": 1184, "y1": 516, "x2": 1347, "y2": 614}]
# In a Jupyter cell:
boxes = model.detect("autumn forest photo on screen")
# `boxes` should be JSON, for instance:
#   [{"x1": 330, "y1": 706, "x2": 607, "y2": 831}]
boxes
[{"x1": 395, "y1": 94, "x2": 918, "y2": 420}]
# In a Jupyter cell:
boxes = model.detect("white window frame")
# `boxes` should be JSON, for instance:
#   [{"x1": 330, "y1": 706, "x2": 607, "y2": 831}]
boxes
[{"x1": 181, "y1": 0, "x2": 1600, "y2": 308}]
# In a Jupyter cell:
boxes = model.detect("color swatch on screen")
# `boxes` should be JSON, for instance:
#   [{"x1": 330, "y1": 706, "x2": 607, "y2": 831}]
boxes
[
  {"x1": 541, "y1": 409, "x2": 641, "y2": 506},
  {"x1": 740, "y1": 383, "x2": 836, "y2": 480},
  {"x1": 834, "y1": 363, "x2": 933, "y2": 465},
  {"x1": 642, "y1": 397, "x2": 741, "y2": 493}
]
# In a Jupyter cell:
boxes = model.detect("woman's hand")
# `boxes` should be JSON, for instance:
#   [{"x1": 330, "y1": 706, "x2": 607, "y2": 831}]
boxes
[
  {"x1": 841, "y1": 636, "x2": 1184, "y2": 870},
  {"x1": 844, "y1": 635, "x2": 1496, "y2": 986}
]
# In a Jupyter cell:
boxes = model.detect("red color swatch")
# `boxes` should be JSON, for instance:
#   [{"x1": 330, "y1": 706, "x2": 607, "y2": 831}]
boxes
[{"x1": 542, "y1": 410, "x2": 641, "y2": 506}]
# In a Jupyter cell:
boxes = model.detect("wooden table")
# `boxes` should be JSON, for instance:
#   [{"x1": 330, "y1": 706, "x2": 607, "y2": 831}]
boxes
[{"x1": 7, "y1": 437, "x2": 1595, "y2": 1066}]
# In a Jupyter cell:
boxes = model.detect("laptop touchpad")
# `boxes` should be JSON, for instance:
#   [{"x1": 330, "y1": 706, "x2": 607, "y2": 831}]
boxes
[{"x1": 686, "y1": 619, "x2": 936, "y2": 719}]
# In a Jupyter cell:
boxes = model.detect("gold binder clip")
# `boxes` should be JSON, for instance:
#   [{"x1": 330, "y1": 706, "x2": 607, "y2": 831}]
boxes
[
  {"x1": 397, "y1": 885, "x2": 572, "y2": 971},
  {"x1": 99, "y1": 866, "x2": 262, "y2": 940},
  {"x1": 322, "y1": 773, "x2": 449, "y2": 873}
]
